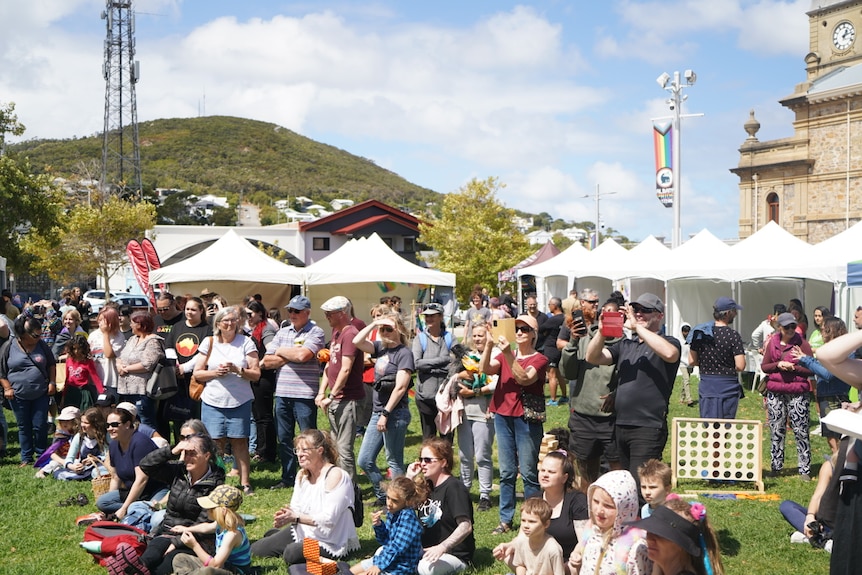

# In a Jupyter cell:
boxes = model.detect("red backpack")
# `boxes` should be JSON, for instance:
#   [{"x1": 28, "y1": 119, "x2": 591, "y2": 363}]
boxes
[{"x1": 81, "y1": 521, "x2": 149, "y2": 566}]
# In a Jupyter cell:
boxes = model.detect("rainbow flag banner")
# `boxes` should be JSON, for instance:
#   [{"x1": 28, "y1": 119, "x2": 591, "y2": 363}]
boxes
[{"x1": 653, "y1": 122, "x2": 673, "y2": 208}]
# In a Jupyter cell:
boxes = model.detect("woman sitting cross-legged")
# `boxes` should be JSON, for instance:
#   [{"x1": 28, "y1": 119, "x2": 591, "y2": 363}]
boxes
[{"x1": 251, "y1": 429, "x2": 360, "y2": 567}]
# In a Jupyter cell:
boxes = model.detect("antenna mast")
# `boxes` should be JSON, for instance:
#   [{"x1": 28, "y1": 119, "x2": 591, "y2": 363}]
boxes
[{"x1": 100, "y1": 0, "x2": 142, "y2": 199}]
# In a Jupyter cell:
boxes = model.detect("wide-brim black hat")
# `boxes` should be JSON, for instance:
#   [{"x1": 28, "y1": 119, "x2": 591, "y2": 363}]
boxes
[{"x1": 628, "y1": 505, "x2": 701, "y2": 557}]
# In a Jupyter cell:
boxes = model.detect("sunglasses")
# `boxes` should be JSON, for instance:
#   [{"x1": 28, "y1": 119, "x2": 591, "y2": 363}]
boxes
[
  {"x1": 418, "y1": 457, "x2": 440, "y2": 464},
  {"x1": 179, "y1": 433, "x2": 200, "y2": 441},
  {"x1": 157, "y1": 307, "x2": 172, "y2": 313},
  {"x1": 781, "y1": 324, "x2": 797, "y2": 330},
  {"x1": 515, "y1": 325, "x2": 534, "y2": 334},
  {"x1": 632, "y1": 305, "x2": 657, "y2": 314},
  {"x1": 107, "y1": 421, "x2": 123, "y2": 428},
  {"x1": 379, "y1": 326, "x2": 395, "y2": 333},
  {"x1": 583, "y1": 299, "x2": 600, "y2": 305},
  {"x1": 287, "y1": 308, "x2": 305, "y2": 314},
  {"x1": 27, "y1": 331, "x2": 42, "y2": 339}
]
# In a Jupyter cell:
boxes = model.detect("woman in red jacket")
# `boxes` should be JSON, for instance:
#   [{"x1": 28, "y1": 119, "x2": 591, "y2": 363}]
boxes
[{"x1": 761, "y1": 312, "x2": 814, "y2": 481}]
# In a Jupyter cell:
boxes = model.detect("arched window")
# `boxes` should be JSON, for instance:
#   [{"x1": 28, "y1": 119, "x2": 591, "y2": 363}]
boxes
[{"x1": 766, "y1": 192, "x2": 779, "y2": 224}]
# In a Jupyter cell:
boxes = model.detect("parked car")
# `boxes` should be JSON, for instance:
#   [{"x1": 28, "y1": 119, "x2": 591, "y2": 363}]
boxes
[{"x1": 86, "y1": 291, "x2": 152, "y2": 316}]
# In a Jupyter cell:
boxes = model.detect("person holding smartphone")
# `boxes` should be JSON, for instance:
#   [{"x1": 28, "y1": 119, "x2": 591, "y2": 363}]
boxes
[{"x1": 585, "y1": 293, "x2": 681, "y2": 497}]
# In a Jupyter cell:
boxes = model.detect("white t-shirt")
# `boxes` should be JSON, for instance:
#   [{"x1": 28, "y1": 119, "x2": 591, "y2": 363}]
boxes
[{"x1": 199, "y1": 334, "x2": 257, "y2": 408}]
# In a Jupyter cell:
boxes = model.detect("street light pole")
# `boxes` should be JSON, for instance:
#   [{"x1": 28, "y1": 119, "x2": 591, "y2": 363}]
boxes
[
  {"x1": 583, "y1": 184, "x2": 616, "y2": 249},
  {"x1": 656, "y1": 70, "x2": 700, "y2": 248}
]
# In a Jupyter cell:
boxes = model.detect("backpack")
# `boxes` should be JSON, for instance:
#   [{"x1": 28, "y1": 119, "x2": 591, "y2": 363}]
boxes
[
  {"x1": 81, "y1": 521, "x2": 149, "y2": 566},
  {"x1": 104, "y1": 542, "x2": 150, "y2": 575},
  {"x1": 418, "y1": 331, "x2": 453, "y2": 352}
]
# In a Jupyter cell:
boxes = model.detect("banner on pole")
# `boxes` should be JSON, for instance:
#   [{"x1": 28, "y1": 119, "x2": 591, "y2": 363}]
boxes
[{"x1": 653, "y1": 122, "x2": 673, "y2": 208}]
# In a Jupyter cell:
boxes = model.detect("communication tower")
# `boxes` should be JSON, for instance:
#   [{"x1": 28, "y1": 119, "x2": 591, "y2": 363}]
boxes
[{"x1": 100, "y1": 0, "x2": 142, "y2": 198}]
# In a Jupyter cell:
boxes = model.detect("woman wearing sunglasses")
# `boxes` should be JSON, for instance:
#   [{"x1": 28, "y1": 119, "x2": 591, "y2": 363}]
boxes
[
  {"x1": 406, "y1": 437, "x2": 475, "y2": 575},
  {"x1": 96, "y1": 407, "x2": 169, "y2": 520},
  {"x1": 353, "y1": 312, "x2": 414, "y2": 506},
  {"x1": 1, "y1": 315, "x2": 57, "y2": 466},
  {"x1": 136, "y1": 421, "x2": 226, "y2": 574},
  {"x1": 480, "y1": 314, "x2": 548, "y2": 535}
]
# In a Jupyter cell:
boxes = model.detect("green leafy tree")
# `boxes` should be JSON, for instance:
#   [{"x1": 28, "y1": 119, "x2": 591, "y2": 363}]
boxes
[
  {"x1": 419, "y1": 177, "x2": 532, "y2": 303},
  {"x1": 551, "y1": 232, "x2": 575, "y2": 251},
  {"x1": 22, "y1": 194, "x2": 156, "y2": 291},
  {"x1": 0, "y1": 102, "x2": 64, "y2": 270}
]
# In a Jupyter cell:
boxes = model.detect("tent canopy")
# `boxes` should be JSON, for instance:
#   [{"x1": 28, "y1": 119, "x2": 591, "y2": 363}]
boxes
[
  {"x1": 498, "y1": 241, "x2": 560, "y2": 283},
  {"x1": 148, "y1": 229, "x2": 305, "y2": 308}
]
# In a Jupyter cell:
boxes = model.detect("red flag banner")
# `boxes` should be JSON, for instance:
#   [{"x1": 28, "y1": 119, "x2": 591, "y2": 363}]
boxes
[
  {"x1": 140, "y1": 238, "x2": 165, "y2": 295},
  {"x1": 126, "y1": 240, "x2": 156, "y2": 308}
]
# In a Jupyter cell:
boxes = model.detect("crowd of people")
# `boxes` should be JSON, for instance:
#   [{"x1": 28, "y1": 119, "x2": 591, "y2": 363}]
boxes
[{"x1": 4, "y1": 283, "x2": 860, "y2": 575}]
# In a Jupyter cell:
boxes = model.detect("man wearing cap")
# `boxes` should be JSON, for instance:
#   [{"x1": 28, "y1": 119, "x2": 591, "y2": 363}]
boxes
[
  {"x1": 154, "y1": 292, "x2": 184, "y2": 335},
  {"x1": 412, "y1": 302, "x2": 453, "y2": 439},
  {"x1": 689, "y1": 297, "x2": 746, "y2": 420},
  {"x1": 315, "y1": 296, "x2": 365, "y2": 479},
  {"x1": 586, "y1": 293, "x2": 681, "y2": 490},
  {"x1": 262, "y1": 295, "x2": 326, "y2": 489},
  {"x1": 200, "y1": 289, "x2": 218, "y2": 324}
]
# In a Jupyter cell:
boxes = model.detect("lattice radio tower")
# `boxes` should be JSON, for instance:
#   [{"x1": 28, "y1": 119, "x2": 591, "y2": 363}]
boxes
[{"x1": 100, "y1": 0, "x2": 142, "y2": 199}]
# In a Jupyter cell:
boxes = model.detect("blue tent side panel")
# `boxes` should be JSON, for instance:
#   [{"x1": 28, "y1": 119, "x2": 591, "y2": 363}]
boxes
[{"x1": 848, "y1": 261, "x2": 862, "y2": 287}]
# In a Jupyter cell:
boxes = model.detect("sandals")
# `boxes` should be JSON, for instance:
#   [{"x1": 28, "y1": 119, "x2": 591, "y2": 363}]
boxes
[
  {"x1": 242, "y1": 485, "x2": 255, "y2": 496},
  {"x1": 491, "y1": 522, "x2": 512, "y2": 535},
  {"x1": 57, "y1": 493, "x2": 91, "y2": 507}
]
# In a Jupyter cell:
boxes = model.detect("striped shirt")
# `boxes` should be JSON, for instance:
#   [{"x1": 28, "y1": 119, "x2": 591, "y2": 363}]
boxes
[{"x1": 265, "y1": 321, "x2": 326, "y2": 399}]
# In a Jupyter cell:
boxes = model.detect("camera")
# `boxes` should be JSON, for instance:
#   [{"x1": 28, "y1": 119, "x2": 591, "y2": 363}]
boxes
[{"x1": 807, "y1": 520, "x2": 829, "y2": 549}]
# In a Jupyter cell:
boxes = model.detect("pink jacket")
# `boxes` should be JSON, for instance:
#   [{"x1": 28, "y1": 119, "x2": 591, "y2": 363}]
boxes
[{"x1": 761, "y1": 332, "x2": 813, "y2": 395}]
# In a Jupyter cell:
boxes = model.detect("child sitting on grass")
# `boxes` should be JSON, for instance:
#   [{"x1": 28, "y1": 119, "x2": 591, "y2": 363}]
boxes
[
  {"x1": 492, "y1": 497, "x2": 565, "y2": 575},
  {"x1": 351, "y1": 476, "x2": 424, "y2": 575},
  {"x1": 171, "y1": 484, "x2": 252, "y2": 575},
  {"x1": 34, "y1": 405, "x2": 79, "y2": 478},
  {"x1": 638, "y1": 459, "x2": 672, "y2": 519}
]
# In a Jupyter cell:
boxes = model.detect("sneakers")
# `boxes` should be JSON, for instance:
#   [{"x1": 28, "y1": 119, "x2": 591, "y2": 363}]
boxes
[
  {"x1": 547, "y1": 399, "x2": 559, "y2": 406},
  {"x1": 478, "y1": 497, "x2": 492, "y2": 512},
  {"x1": 270, "y1": 481, "x2": 290, "y2": 490},
  {"x1": 800, "y1": 473, "x2": 811, "y2": 482},
  {"x1": 790, "y1": 531, "x2": 809, "y2": 544},
  {"x1": 559, "y1": 396, "x2": 569, "y2": 404},
  {"x1": 76, "y1": 512, "x2": 105, "y2": 527}
]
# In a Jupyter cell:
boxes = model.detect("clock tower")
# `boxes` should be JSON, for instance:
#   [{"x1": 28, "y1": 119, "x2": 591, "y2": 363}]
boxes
[{"x1": 732, "y1": 0, "x2": 862, "y2": 242}]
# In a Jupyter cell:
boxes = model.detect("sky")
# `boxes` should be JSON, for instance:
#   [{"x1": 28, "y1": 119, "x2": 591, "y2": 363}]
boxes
[{"x1": 0, "y1": 0, "x2": 813, "y2": 242}]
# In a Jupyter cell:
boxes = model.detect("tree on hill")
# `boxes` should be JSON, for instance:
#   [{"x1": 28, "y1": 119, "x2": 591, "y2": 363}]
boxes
[
  {"x1": 0, "y1": 102, "x2": 64, "y2": 271},
  {"x1": 419, "y1": 177, "x2": 532, "y2": 303},
  {"x1": 22, "y1": 192, "x2": 156, "y2": 290}
]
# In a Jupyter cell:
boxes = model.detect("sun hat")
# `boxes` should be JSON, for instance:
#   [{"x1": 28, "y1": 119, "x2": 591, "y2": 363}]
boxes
[
  {"x1": 57, "y1": 406, "x2": 81, "y2": 421},
  {"x1": 116, "y1": 401, "x2": 138, "y2": 419},
  {"x1": 515, "y1": 314, "x2": 539, "y2": 332},
  {"x1": 197, "y1": 484, "x2": 243, "y2": 510},
  {"x1": 420, "y1": 302, "x2": 444, "y2": 315},
  {"x1": 628, "y1": 505, "x2": 701, "y2": 556}
]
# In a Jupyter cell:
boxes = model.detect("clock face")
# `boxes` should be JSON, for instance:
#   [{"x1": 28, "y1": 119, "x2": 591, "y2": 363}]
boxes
[{"x1": 833, "y1": 21, "x2": 856, "y2": 51}]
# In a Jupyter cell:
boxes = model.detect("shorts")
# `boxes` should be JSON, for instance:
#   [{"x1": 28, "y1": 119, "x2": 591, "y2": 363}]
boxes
[
  {"x1": 568, "y1": 411, "x2": 619, "y2": 462},
  {"x1": 543, "y1": 349, "x2": 562, "y2": 367},
  {"x1": 820, "y1": 395, "x2": 850, "y2": 439},
  {"x1": 201, "y1": 400, "x2": 252, "y2": 439}
]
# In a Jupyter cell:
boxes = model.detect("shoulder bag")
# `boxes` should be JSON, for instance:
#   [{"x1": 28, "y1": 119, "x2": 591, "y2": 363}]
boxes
[
  {"x1": 521, "y1": 391, "x2": 546, "y2": 424},
  {"x1": 189, "y1": 337, "x2": 212, "y2": 401},
  {"x1": 146, "y1": 338, "x2": 178, "y2": 400}
]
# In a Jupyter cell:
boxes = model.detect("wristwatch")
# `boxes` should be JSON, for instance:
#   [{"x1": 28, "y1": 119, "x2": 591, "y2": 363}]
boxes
[{"x1": 381, "y1": 409, "x2": 391, "y2": 417}]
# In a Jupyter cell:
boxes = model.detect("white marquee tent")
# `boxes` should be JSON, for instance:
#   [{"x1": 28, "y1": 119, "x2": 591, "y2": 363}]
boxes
[
  {"x1": 302, "y1": 233, "x2": 456, "y2": 327},
  {"x1": 148, "y1": 229, "x2": 305, "y2": 308}
]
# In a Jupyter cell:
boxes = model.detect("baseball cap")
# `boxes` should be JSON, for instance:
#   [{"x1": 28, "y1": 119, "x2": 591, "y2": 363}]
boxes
[
  {"x1": 116, "y1": 401, "x2": 138, "y2": 419},
  {"x1": 633, "y1": 293, "x2": 664, "y2": 314},
  {"x1": 197, "y1": 484, "x2": 243, "y2": 511},
  {"x1": 420, "y1": 302, "x2": 444, "y2": 315},
  {"x1": 777, "y1": 312, "x2": 797, "y2": 327},
  {"x1": 321, "y1": 296, "x2": 350, "y2": 312},
  {"x1": 714, "y1": 297, "x2": 742, "y2": 312},
  {"x1": 95, "y1": 389, "x2": 119, "y2": 407},
  {"x1": 285, "y1": 295, "x2": 311, "y2": 311},
  {"x1": 200, "y1": 288, "x2": 217, "y2": 297},
  {"x1": 57, "y1": 406, "x2": 81, "y2": 421}
]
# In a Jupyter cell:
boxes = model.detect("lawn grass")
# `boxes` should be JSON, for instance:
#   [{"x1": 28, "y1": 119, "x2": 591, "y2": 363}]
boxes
[{"x1": 0, "y1": 376, "x2": 834, "y2": 574}]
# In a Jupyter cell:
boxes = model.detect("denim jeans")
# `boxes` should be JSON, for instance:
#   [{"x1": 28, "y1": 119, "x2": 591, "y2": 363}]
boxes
[
  {"x1": 494, "y1": 413, "x2": 542, "y2": 525},
  {"x1": 119, "y1": 393, "x2": 157, "y2": 429},
  {"x1": 357, "y1": 407, "x2": 411, "y2": 501},
  {"x1": 275, "y1": 396, "x2": 317, "y2": 484},
  {"x1": 122, "y1": 488, "x2": 170, "y2": 532},
  {"x1": 10, "y1": 393, "x2": 50, "y2": 463},
  {"x1": 0, "y1": 401, "x2": 8, "y2": 452}
]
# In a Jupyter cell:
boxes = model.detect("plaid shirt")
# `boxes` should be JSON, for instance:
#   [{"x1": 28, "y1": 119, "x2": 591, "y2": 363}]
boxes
[{"x1": 372, "y1": 507, "x2": 424, "y2": 575}]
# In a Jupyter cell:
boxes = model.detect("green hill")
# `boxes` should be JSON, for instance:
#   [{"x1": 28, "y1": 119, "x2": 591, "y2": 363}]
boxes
[{"x1": 10, "y1": 115, "x2": 440, "y2": 212}]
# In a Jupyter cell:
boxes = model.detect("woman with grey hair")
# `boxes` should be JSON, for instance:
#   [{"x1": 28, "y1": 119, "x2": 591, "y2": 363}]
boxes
[{"x1": 193, "y1": 306, "x2": 260, "y2": 495}]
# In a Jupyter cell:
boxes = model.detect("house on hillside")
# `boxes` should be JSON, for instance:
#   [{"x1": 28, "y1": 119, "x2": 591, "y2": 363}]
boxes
[{"x1": 299, "y1": 199, "x2": 422, "y2": 265}]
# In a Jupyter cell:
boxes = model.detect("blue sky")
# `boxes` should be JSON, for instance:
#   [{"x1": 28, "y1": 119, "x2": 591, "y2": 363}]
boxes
[{"x1": 0, "y1": 1, "x2": 811, "y2": 241}]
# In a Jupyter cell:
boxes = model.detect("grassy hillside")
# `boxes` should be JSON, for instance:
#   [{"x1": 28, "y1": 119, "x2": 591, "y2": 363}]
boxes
[{"x1": 10, "y1": 116, "x2": 440, "y2": 212}]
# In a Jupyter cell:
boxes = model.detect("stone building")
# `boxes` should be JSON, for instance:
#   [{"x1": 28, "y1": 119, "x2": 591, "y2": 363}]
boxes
[{"x1": 733, "y1": 0, "x2": 862, "y2": 242}]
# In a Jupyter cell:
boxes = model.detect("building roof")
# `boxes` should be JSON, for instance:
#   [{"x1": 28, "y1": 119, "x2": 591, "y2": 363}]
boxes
[{"x1": 298, "y1": 199, "x2": 420, "y2": 235}]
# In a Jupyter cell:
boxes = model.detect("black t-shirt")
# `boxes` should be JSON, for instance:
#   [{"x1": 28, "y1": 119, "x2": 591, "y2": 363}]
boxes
[
  {"x1": 166, "y1": 321, "x2": 213, "y2": 367},
  {"x1": 155, "y1": 312, "x2": 184, "y2": 336},
  {"x1": 417, "y1": 476, "x2": 475, "y2": 563},
  {"x1": 546, "y1": 490, "x2": 589, "y2": 559},
  {"x1": 540, "y1": 314, "x2": 565, "y2": 357},
  {"x1": 609, "y1": 334, "x2": 681, "y2": 428}
]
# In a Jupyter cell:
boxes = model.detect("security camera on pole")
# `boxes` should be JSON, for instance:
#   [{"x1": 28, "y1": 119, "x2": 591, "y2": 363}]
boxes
[{"x1": 653, "y1": 70, "x2": 703, "y2": 248}]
